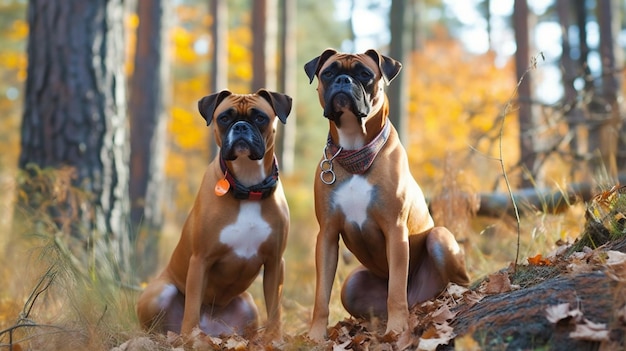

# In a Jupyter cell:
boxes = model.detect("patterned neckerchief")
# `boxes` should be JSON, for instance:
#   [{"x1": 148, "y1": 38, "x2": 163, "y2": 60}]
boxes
[{"x1": 324, "y1": 120, "x2": 391, "y2": 175}]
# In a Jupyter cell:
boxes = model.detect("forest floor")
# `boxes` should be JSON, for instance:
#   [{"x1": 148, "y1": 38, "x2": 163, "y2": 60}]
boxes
[
  {"x1": 2, "y1": 186, "x2": 626, "y2": 351},
  {"x1": 110, "y1": 246, "x2": 624, "y2": 351},
  {"x1": 106, "y1": 188, "x2": 626, "y2": 351}
]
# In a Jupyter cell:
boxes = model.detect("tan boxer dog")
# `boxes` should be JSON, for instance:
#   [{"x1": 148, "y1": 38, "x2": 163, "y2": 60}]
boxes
[
  {"x1": 136, "y1": 89, "x2": 292, "y2": 341},
  {"x1": 304, "y1": 49, "x2": 470, "y2": 341}
]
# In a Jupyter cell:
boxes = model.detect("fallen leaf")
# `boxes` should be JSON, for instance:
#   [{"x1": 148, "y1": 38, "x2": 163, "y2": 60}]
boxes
[
  {"x1": 224, "y1": 337, "x2": 248, "y2": 351},
  {"x1": 567, "y1": 257, "x2": 593, "y2": 275},
  {"x1": 446, "y1": 283, "x2": 469, "y2": 299},
  {"x1": 569, "y1": 319, "x2": 610, "y2": 341},
  {"x1": 379, "y1": 329, "x2": 400, "y2": 343},
  {"x1": 462, "y1": 290, "x2": 484, "y2": 307},
  {"x1": 417, "y1": 323, "x2": 455, "y2": 351},
  {"x1": 430, "y1": 305, "x2": 457, "y2": 324},
  {"x1": 480, "y1": 271, "x2": 514, "y2": 294},
  {"x1": 527, "y1": 253, "x2": 552, "y2": 266},
  {"x1": 332, "y1": 340, "x2": 351, "y2": 351},
  {"x1": 545, "y1": 303, "x2": 583, "y2": 324},
  {"x1": 605, "y1": 250, "x2": 626, "y2": 265}
]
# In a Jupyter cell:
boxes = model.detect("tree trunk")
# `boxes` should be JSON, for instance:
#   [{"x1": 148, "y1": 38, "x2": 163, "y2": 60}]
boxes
[
  {"x1": 513, "y1": 0, "x2": 535, "y2": 188},
  {"x1": 277, "y1": 0, "x2": 296, "y2": 174},
  {"x1": 209, "y1": 0, "x2": 228, "y2": 160},
  {"x1": 557, "y1": 0, "x2": 583, "y2": 169},
  {"x1": 251, "y1": 0, "x2": 277, "y2": 91},
  {"x1": 18, "y1": 0, "x2": 131, "y2": 281},
  {"x1": 129, "y1": 0, "x2": 168, "y2": 280},
  {"x1": 210, "y1": 0, "x2": 228, "y2": 94},
  {"x1": 575, "y1": 0, "x2": 592, "y2": 93},
  {"x1": 388, "y1": 0, "x2": 409, "y2": 143},
  {"x1": 595, "y1": 0, "x2": 622, "y2": 177}
]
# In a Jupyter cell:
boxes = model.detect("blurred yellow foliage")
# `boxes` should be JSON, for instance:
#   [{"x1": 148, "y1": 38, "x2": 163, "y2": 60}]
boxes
[
  {"x1": 126, "y1": 12, "x2": 139, "y2": 30},
  {"x1": 226, "y1": 27, "x2": 253, "y2": 91},
  {"x1": 172, "y1": 26, "x2": 198, "y2": 64},
  {"x1": 169, "y1": 106, "x2": 205, "y2": 149},
  {"x1": 7, "y1": 19, "x2": 27, "y2": 40},
  {"x1": 406, "y1": 34, "x2": 517, "y2": 189}
]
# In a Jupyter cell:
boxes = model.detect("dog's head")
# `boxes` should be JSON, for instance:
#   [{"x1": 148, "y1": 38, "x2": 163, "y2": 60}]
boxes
[
  {"x1": 198, "y1": 89, "x2": 292, "y2": 161},
  {"x1": 304, "y1": 49, "x2": 401, "y2": 127}
]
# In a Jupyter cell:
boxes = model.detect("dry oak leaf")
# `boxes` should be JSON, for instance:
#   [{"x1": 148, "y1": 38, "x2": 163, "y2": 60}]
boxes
[
  {"x1": 333, "y1": 340, "x2": 351, "y2": 351},
  {"x1": 479, "y1": 271, "x2": 518, "y2": 294},
  {"x1": 545, "y1": 303, "x2": 583, "y2": 324},
  {"x1": 604, "y1": 250, "x2": 626, "y2": 281},
  {"x1": 604, "y1": 250, "x2": 626, "y2": 265},
  {"x1": 457, "y1": 289, "x2": 484, "y2": 308},
  {"x1": 569, "y1": 319, "x2": 610, "y2": 342},
  {"x1": 445, "y1": 283, "x2": 469, "y2": 299},
  {"x1": 223, "y1": 336, "x2": 248, "y2": 351},
  {"x1": 417, "y1": 323, "x2": 455, "y2": 351},
  {"x1": 430, "y1": 305, "x2": 457, "y2": 324}
]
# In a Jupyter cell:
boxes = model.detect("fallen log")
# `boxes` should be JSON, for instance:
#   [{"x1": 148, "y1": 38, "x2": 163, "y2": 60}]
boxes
[
  {"x1": 475, "y1": 175, "x2": 626, "y2": 218},
  {"x1": 451, "y1": 270, "x2": 624, "y2": 350},
  {"x1": 476, "y1": 182, "x2": 595, "y2": 217}
]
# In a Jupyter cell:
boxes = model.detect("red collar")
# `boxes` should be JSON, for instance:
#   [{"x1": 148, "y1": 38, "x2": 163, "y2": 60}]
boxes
[{"x1": 219, "y1": 156, "x2": 279, "y2": 200}]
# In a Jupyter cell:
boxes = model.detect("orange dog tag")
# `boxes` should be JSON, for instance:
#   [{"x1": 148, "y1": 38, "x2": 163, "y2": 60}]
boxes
[{"x1": 215, "y1": 178, "x2": 230, "y2": 196}]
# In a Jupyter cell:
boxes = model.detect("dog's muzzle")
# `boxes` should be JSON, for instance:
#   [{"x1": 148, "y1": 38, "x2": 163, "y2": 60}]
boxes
[
  {"x1": 221, "y1": 121, "x2": 265, "y2": 161},
  {"x1": 323, "y1": 75, "x2": 369, "y2": 124}
]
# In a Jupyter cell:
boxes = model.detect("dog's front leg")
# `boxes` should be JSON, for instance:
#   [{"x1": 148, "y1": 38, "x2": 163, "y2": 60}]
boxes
[
  {"x1": 385, "y1": 226, "x2": 410, "y2": 336},
  {"x1": 309, "y1": 229, "x2": 340, "y2": 341},
  {"x1": 181, "y1": 254, "x2": 207, "y2": 336},
  {"x1": 263, "y1": 256, "x2": 285, "y2": 338}
]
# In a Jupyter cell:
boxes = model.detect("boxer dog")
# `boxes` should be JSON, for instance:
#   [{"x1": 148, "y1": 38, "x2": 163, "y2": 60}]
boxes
[
  {"x1": 304, "y1": 49, "x2": 470, "y2": 341},
  {"x1": 136, "y1": 89, "x2": 292, "y2": 341}
]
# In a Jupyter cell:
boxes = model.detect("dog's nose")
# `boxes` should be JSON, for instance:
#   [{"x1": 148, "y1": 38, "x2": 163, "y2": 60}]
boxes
[
  {"x1": 231, "y1": 121, "x2": 250, "y2": 135},
  {"x1": 334, "y1": 75, "x2": 353, "y2": 85}
]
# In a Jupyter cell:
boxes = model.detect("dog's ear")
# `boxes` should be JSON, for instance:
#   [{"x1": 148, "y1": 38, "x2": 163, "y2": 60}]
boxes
[
  {"x1": 198, "y1": 90, "x2": 233, "y2": 125},
  {"x1": 256, "y1": 89, "x2": 292, "y2": 124},
  {"x1": 364, "y1": 49, "x2": 402, "y2": 85},
  {"x1": 304, "y1": 48, "x2": 338, "y2": 84}
]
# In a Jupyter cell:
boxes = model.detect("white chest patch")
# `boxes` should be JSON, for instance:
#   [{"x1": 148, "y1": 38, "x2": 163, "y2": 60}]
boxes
[
  {"x1": 219, "y1": 202, "x2": 271, "y2": 258},
  {"x1": 334, "y1": 175, "x2": 374, "y2": 228}
]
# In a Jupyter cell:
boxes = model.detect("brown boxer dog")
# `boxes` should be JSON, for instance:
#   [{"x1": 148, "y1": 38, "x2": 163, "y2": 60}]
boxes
[
  {"x1": 304, "y1": 49, "x2": 470, "y2": 341},
  {"x1": 136, "y1": 89, "x2": 292, "y2": 341}
]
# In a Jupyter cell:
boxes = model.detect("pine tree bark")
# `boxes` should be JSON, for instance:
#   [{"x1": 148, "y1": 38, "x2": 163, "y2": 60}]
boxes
[
  {"x1": 18, "y1": 0, "x2": 131, "y2": 280},
  {"x1": 277, "y1": 0, "x2": 296, "y2": 174},
  {"x1": 388, "y1": 0, "x2": 409, "y2": 143},
  {"x1": 595, "y1": 0, "x2": 622, "y2": 177},
  {"x1": 129, "y1": 0, "x2": 168, "y2": 279},
  {"x1": 209, "y1": 0, "x2": 228, "y2": 159},
  {"x1": 251, "y1": 0, "x2": 277, "y2": 91},
  {"x1": 513, "y1": 0, "x2": 535, "y2": 188}
]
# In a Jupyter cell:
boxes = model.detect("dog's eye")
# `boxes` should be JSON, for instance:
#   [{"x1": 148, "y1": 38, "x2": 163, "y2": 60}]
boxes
[
  {"x1": 360, "y1": 71, "x2": 373, "y2": 80},
  {"x1": 218, "y1": 114, "x2": 231, "y2": 124},
  {"x1": 321, "y1": 70, "x2": 333, "y2": 79},
  {"x1": 254, "y1": 114, "x2": 268, "y2": 124}
]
